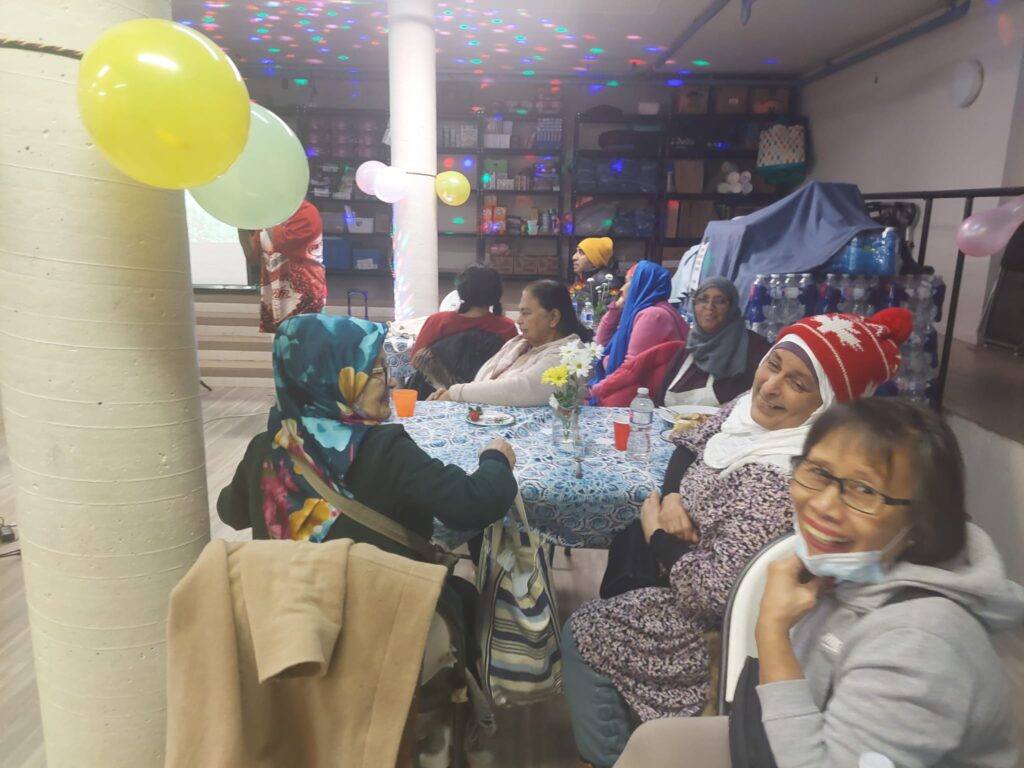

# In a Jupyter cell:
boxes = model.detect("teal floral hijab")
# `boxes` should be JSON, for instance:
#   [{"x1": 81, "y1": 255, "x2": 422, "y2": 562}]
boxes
[{"x1": 263, "y1": 314, "x2": 389, "y2": 541}]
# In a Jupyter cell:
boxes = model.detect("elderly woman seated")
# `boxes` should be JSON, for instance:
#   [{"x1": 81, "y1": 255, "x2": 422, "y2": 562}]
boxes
[
  {"x1": 592, "y1": 277, "x2": 769, "y2": 407},
  {"x1": 615, "y1": 398, "x2": 1024, "y2": 768},
  {"x1": 561, "y1": 309, "x2": 914, "y2": 768},
  {"x1": 591, "y1": 261, "x2": 689, "y2": 385},
  {"x1": 217, "y1": 313, "x2": 518, "y2": 553},
  {"x1": 409, "y1": 264, "x2": 519, "y2": 397},
  {"x1": 428, "y1": 279, "x2": 593, "y2": 407}
]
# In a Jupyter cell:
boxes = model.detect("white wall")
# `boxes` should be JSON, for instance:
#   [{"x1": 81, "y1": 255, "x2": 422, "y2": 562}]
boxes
[
  {"x1": 949, "y1": 413, "x2": 1024, "y2": 584},
  {"x1": 803, "y1": 0, "x2": 1024, "y2": 342}
]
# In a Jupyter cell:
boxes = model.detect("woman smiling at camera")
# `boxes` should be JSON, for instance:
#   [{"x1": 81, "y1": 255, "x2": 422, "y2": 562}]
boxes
[
  {"x1": 562, "y1": 309, "x2": 914, "y2": 768},
  {"x1": 615, "y1": 398, "x2": 1024, "y2": 768}
]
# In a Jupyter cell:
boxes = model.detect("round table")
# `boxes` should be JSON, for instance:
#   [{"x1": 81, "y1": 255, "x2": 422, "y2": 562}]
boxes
[
  {"x1": 397, "y1": 400, "x2": 675, "y2": 548},
  {"x1": 384, "y1": 333, "x2": 416, "y2": 385}
]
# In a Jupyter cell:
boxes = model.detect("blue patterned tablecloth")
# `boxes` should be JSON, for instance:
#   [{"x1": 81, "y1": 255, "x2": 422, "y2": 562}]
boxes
[
  {"x1": 397, "y1": 401, "x2": 675, "y2": 548},
  {"x1": 384, "y1": 333, "x2": 416, "y2": 384}
]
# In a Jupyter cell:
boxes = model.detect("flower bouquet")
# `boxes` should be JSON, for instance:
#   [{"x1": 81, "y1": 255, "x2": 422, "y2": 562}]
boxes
[{"x1": 541, "y1": 339, "x2": 604, "y2": 451}]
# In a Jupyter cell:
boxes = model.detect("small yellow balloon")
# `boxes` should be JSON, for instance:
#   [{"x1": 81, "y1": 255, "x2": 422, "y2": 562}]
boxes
[
  {"x1": 435, "y1": 171, "x2": 472, "y2": 206},
  {"x1": 77, "y1": 19, "x2": 250, "y2": 189}
]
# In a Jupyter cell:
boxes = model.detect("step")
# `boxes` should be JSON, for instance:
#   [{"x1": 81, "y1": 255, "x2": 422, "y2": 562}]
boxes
[
  {"x1": 199, "y1": 348, "x2": 273, "y2": 363},
  {"x1": 198, "y1": 334, "x2": 273, "y2": 352},
  {"x1": 200, "y1": 359, "x2": 273, "y2": 379},
  {"x1": 201, "y1": 376, "x2": 277, "y2": 389}
]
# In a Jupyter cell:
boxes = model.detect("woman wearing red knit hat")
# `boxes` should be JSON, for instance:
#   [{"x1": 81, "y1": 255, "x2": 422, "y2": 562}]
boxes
[{"x1": 562, "y1": 308, "x2": 913, "y2": 768}]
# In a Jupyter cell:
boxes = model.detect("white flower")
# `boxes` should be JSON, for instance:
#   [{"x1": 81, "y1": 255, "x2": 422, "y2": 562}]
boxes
[
  {"x1": 559, "y1": 340, "x2": 585, "y2": 366},
  {"x1": 565, "y1": 356, "x2": 591, "y2": 377},
  {"x1": 549, "y1": 394, "x2": 559, "y2": 409},
  {"x1": 587, "y1": 342, "x2": 604, "y2": 360}
]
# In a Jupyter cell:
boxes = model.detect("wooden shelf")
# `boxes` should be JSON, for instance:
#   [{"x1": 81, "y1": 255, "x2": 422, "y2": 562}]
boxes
[
  {"x1": 481, "y1": 233, "x2": 562, "y2": 239},
  {"x1": 575, "y1": 191, "x2": 659, "y2": 199},
  {"x1": 312, "y1": 197, "x2": 391, "y2": 207},
  {"x1": 324, "y1": 231, "x2": 391, "y2": 238},
  {"x1": 663, "y1": 193, "x2": 782, "y2": 203},
  {"x1": 325, "y1": 269, "x2": 393, "y2": 277},
  {"x1": 481, "y1": 189, "x2": 561, "y2": 195},
  {"x1": 666, "y1": 148, "x2": 759, "y2": 159},
  {"x1": 576, "y1": 149, "x2": 659, "y2": 159}
]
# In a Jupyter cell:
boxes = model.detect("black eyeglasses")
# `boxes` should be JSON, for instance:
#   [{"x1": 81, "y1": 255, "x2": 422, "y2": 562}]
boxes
[
  {"x1": 694, "y1": 296, "x2": 731, "y2": 308},
  {"x1": 791, "y1": 457, "x2": 912, "y2": 516}
]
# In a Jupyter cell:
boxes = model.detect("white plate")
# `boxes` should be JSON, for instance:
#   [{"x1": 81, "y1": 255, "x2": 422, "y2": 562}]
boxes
[
  {"x1": 656, "y1": 404, "x2": 718, "y2": 425},
  {"x1": 466, "y1": 411, "x2": 515, "y2": 426}
]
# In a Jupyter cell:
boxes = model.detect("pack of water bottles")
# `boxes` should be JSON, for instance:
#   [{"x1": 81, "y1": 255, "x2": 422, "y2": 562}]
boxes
[
  {"x1": 746, "y1": 272, "x2": 947, "y2": 406},
  {"x1": 820, "y1": 228, "x2": 901, "y2": 275}
]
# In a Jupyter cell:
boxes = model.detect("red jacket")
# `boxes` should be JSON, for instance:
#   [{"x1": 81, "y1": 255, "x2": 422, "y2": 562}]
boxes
[{"x1": 591, "y1": 341, "x2": 686, "y2": 407}]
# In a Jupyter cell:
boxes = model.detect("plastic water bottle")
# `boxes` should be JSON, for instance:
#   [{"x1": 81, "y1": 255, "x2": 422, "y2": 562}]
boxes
[
  {"x1": 817, "y1": 274, "x2": 842, "y2": 314},
  {"x1": 859, "y1": 751, "x2": 894, "y2": 768},
  {"x1": 581, "y1": 299, "x2": 594, "y2": 329},
  {"x1": 746, "y1": 274, "x2": 770, "y2": 328},
  {"x1": 850, "y1": 275, "x2": 873, "y2": 316},
  {"x1": 844, "y1": 236, "x2": 863, "y2": 273},
  {"x1": 930, "y1": 274, "x2": 946, "y2": 322},
  {"x1": 798, "y1": 273, "x2": 817, "y2": 317},
  {"x1": 881, "y1": 227, "x2": 900, "y2": 274},
  {"x1": 627, "y1": 387, "x2": 654, "y2": 461}
]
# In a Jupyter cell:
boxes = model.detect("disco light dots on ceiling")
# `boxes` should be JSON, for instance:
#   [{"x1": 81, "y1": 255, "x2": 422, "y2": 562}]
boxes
[{"x1": 174, "y1": 2, "x2": 691, "y2": 79}]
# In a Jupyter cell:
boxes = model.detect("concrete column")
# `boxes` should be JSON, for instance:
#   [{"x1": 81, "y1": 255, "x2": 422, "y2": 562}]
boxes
[
  {"x1": 0, "y1": 2, "x2": 210, "y2": 766},
  {"x1": 388, "y1": 0, "x2": 439, "y2": 319}
]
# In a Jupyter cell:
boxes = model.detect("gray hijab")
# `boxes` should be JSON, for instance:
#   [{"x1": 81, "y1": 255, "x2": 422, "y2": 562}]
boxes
[{"x1": 686, "y1": 277, "x2": 749, "y2": 379}]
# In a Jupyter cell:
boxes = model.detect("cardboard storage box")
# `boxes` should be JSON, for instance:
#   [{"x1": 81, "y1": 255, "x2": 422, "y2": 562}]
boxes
[
  {"x1": 751, "y1": 87, "x2": 791, "y2": 115},
  {"x1": 489, "y1": 254, "x2": 515, "y2": 274},
  {"x1": 537, "y1": 255, "x2": 560, "y2": 276},
  {"x1": 679, "y1": 201, "x2": 717, "y2": 239},
  {"x1": 514, "y1": 255, "x2": 540, "y2": 275},
  {"x1": 673, "y1": 160, "x2": 705, "y2": 193},
  {"x1": 714, "y1": 86, "x2": 748, "y2": 114},
  {"x1": 676, "y1": 85, "x2": 710, "y2": 114}
]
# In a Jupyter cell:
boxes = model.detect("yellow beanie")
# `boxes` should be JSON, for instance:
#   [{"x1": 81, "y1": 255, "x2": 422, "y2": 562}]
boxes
[{"x1": 579, "y1": 237, "x2": 613, "y2": 268}]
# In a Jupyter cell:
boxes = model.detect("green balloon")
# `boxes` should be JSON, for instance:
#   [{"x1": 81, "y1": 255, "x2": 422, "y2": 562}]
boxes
[{"x1": 190, "y1": 103, "x2": 309, "y2": 229}]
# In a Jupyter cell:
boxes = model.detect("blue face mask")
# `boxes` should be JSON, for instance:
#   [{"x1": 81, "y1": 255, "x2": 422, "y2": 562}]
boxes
[{"x1": 794, "y1": 518, "x2": 911, "y2": 584}]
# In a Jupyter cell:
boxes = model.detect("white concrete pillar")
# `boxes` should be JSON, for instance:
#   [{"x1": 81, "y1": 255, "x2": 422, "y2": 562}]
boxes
[
  {"x1": 388, "y1": 0, "x2": 439, "y2": 319},
  {"x1": 0, "y1": 2, "x2": 210, "y2": 766}
]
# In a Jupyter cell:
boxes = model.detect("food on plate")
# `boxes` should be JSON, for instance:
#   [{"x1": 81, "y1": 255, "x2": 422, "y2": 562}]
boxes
[
  {"x1": 671, "y1": 412, "x2": 711, "y2": 435},
  {"x1": 468, "y1": 405, "x2": 483, "y2": 422}
]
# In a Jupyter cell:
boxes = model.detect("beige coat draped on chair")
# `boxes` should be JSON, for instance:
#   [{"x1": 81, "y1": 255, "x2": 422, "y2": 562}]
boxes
[{"x1": 165, "y1": 539, "x2": 446, "y2": 767}]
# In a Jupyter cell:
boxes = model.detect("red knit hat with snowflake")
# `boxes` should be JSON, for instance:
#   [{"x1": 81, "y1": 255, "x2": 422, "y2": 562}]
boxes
[{"x1": 776, "y1": 308, "x2": 913, "y2": 402}]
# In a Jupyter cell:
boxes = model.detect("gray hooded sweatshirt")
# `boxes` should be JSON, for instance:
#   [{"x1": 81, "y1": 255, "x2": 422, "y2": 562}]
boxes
[{"x1": 757, "y1": 524, "x2": 1024, "y2": 767}]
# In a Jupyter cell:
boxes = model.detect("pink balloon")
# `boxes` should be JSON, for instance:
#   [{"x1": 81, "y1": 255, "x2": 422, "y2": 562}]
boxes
[
  {"x1": 955, "y1": 195, "x2": 1024, "y2": 258},
  {"x1": 355, "y1": 160, "x2": 385, "y2": 195}
]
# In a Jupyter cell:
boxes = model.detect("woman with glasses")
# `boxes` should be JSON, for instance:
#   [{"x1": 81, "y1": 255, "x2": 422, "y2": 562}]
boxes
[
  {"x1": 590, "y1": 260, "x2": 689, "y2": 384},
  {"x1": 562, "y1": 309, "x2": 913, "y2": 768},
  {"x1": 591, "y1": 277, "x2": 769, "y2": 408},
  {"x1": 615, "y1": 398, "x2": 1024, "y2": 768},
  {"x1": 216, "y1": 313, "x2": 518, "y2": 555}
]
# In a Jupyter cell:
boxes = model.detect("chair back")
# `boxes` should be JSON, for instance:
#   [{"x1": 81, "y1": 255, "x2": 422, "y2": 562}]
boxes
[{"x1": 717, "y1": 533, "x2": 797, "y2": 713}]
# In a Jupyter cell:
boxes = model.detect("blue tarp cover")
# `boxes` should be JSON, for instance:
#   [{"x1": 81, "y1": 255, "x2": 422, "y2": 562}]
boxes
[{"x1": 699, "y1": 181, "x2": 880, "y2": 309}]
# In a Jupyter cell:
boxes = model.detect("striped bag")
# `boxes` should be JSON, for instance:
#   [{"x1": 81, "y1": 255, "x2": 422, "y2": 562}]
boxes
[{"x1": 476, "y1": 493, "x2": 562, "y2": 706}]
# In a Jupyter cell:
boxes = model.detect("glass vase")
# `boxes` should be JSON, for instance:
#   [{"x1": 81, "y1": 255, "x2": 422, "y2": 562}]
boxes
[{"x1": 551, "y1": 404, "x2": 580, "y2": 453}]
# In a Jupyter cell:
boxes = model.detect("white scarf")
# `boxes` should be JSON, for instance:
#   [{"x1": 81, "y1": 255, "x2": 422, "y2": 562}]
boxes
[{"x1": 703, "y1": 336, "x2": 836, "y2": 477}]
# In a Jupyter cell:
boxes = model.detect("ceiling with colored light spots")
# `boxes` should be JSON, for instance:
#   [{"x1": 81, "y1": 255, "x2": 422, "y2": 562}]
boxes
[{"x1": 172, "y1": 0, "x2": 952, "y2": 80}]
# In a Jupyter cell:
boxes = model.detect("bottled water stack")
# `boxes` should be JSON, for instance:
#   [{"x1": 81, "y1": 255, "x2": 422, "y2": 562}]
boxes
[{"x1": 744, "y1": 272, "x2": 945, "y2": 406}]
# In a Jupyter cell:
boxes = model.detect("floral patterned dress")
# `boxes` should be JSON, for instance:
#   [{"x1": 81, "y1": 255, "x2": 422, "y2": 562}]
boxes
[{"x1": 569, "y1": 401, "x2": 793, "y2": 720}]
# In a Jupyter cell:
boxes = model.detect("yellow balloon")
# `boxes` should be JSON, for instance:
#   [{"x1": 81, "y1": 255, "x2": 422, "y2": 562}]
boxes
[
  {"x1": 77, "y1": 19, "x2": 250, "y2": 189},
  {"x1": 435, "y1": 171, "x2": 472, "y2": 206}
]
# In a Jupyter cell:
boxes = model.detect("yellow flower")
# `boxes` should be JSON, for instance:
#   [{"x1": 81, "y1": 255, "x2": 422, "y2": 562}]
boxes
[
  {"x1": 338, "y1": 366, "x2": 369, "y2": 404},
  {"x1": 289, "y1": 497, "x2": 337, "y2": 540},
  {"x1": 541, "y1": 364, "x2": 569, "y2": 388}
]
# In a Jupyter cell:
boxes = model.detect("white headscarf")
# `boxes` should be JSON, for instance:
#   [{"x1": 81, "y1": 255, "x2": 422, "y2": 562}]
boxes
[{"x1": 703, "y1": 335, "x2": 835, "y2": 477}]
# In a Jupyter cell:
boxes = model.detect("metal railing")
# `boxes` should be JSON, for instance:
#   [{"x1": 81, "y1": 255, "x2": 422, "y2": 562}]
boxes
[{"x1": 862, "y1": 186, "x2": 1024, "y2": 409}]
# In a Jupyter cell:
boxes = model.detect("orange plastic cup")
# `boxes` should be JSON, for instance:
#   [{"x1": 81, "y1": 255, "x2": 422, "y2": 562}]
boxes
[
  {"x1": 393, "y1": 389, "x2": 417, "y2": 418},
  {"x1": 613, "y1": 415, "x2": 630, "y2": 451}
]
